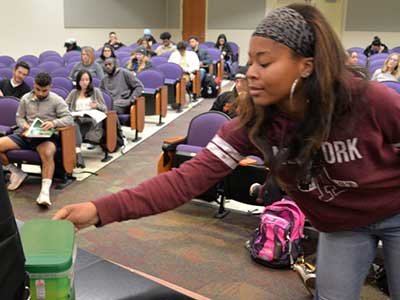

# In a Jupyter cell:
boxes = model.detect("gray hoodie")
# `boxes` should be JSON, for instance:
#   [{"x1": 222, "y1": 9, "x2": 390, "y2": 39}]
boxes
[{"x1": 16, "y1": 91, "x2": 73, "y2": 128}]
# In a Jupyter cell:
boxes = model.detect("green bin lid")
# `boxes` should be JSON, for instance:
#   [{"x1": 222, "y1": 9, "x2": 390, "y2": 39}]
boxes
[{"x1": 21, "y1": 219, "x2": 75, "y2": 273}]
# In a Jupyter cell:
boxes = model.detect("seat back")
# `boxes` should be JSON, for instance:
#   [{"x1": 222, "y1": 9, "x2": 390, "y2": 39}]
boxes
[
  {"x1": 63, "y1": 50, "x2": 81, "y2": 62},
  {"x1": 51, "y1": 68, "x2": 70, "y2": 78},
  {"x1": 137, "y1": 69, "x2": 164, "y2": 90},
  {"x1": 382, "y1": 81, "x2": 400, "y2": 93},
  {"x1": 39, "y1": 51, "x2": 61, "y2": 62},
  {"x1": 0, "y1": 68, "x2": 13, "y2": 80},
  {"x1": 390, "y1": 47, "x2": 400, "y2": 54},
  {"x1": 40, "y1": 55, "x2": 64, "y2": 65},
  {"x1": 186, "y1": 111, "x2": 231, "y2": 147},
  {"x1": 38, "y1": 61, "x2": 62, "y2": 73},
  {"x1": 155, "y1": 63, "x2": 183, "y2": 81},
  {"x1": 51, "y1": 87, "x2": 69, "y2": 99},
  {"x1": 29, "y1": 67, "x2": 42, "y2": 77},
  {"x1": 0, "y1": 56, "x2": 15, "y2": 67},
  {"x1": 52, "y1": 77, "x2": 74, "y2": 92},
  {"x1": 0, "y1": 97, "x2": 19, "y2": 127},
  {"x1": 24, "y1": 76, "x2": 34, "y2": 89},
  {"x1": 150, "y1": 56, "x2": 168, "y2": 67},
  {"x1": 101, "y1": 89, "x2": 113, "y2": 111},
  {"x1": 201, "y1": 41, "x2": 215, "y2": 48},
  {"x1": 227, "y1": 42, "x2": 239, "y2": 62},
  {"x1": 17, "y1": 55, "x2": 39, "y2": 67},
  {"x1": 92, "y1": 77, "x2": 101, "y2": 88},
  {"x1": 369, "y1": 53, "x2": 389, "y2": 61},
  {"x1": 206, "y1": 48, "x2": 222, "y2": 64}
]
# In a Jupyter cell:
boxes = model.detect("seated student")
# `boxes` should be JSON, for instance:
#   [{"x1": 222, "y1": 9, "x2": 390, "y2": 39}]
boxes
[
  {"x1": 347, "y1": 50, "x2": 359, "y2": 65},
  {"x1": 96, "y1": 44, "x2": 117, "y2": 73},
  {"x1": 65, "y1": 70, "x2": 107, "y2": 169},
  {"x1": 0, "y1": 61, "x2": 31, "y2": 99},
  {"x1": 106, "y1": 32, "x2": 125, "y2": 51},
  {"x1": 371, "y1": 53, "x2": 400, "y2": 82},
  {"x1": 70, "y1": 47, "x2": 105, "y2": 82},
  {"x1": 215, "y1": 34, "x2": 234, "y2": 75},
  {"x1": 0, "y1": 72, "x2": 73, "y2": 206},
  {"x1": 64, "y1": 38, "x2": 81, "y2": 52},
  {"x1": 136, "y1": 37, "x2": 156, "y2": 57},
  {"x1": 188, "y1": 36, "x2": 212, "y2": 85},
  {"x1": 210, "y1": 66, "x2": 248, "y2": 118},
  {"x1": 155, "y1": 32, "x2": 177, "y2": 56},
  {"x1": 100, "y1": 58, "x2": 144, "y2": 115},
  {"x1": 143, "y1": 28, "x2": 157, "y2": 46},
  {"x1": 168, "y1": 41, "x2": 200, "y2": 89},
  {"x1": 364, "y1": 36, "x2": 389, "y2": 57},
  {"x1": 126, "y1": 47, "x2": 152, "y2": 74}
]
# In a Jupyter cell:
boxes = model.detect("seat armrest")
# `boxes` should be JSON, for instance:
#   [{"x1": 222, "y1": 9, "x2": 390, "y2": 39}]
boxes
[
  {"x1": 105, "y1": 111, "x2": 117, "y2": 152},
  {"x1": 163, "y1": 136, "x2": 186, "y2": 145},
  {"x1": 57, "y1": 126, "x2": 76, "y2": 174},
  {"x1": 239, "y1": 157, "x2": 258, "y2": 166}
]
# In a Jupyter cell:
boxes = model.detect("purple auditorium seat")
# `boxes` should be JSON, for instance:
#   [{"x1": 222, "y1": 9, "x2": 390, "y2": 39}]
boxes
[
  {"x1": 155, "y1": 63, "x2": 182, "y2": 84},
  {"x1": 200, "y1": 41, "x2": 215, "y2": 48},
  {"x1": 65, "y1": 56, "x2": 81, "y2": 65},
  {"x1": 137, "y1": 69, "x2": 166, "y2": 124},
  {"x1": 24, "y1": 76, "x2": 34, "y2": 89},
  {"x1": 369, "y1": 53, "x2": 389, "y2": 62},
  {"x1": 0, "y1": 96, "x2": 19, "y2": 135},
  {"x1": 116, "y1": 47, "x2": 131, "y2": 54},
  {"x1": 159, "y1": 52, "x2": 172, "y2": 59},
  {"x1": 0, "y1": 56, "x2": 15, "y2": 67},
  {"x1": 37, "y1": 61, "x2": 62, "y2": 73},
  {"x1": 382, "y1": 81, "x2": 400, "y2": 93},
  {"x1": 92, "y1": 77, "x2": 101, "y2": 88},
  {"x1": 17, "y1": 55, "x2": 39, "y2": 67},
  {"x1": 63, "y1": 50, "x2": 81, "y2": 62},
  {"x1": 150, "y1": 56, "x2": 168, "y2": 67},
  {"x1": 119, "y1": 56, "x2": 131, "y2": 68},
  {"x1": 0, "y1": 68, "x2": 13, "y2": 80},
  {"x1": 29, "y1": 67, "x2": 41, "y2": 77},
  {"x1": 227, "y1": 41, "x2": 239, "y2": 62},
  {"x1": 206, "y1": 48, "x2": 222, "y2": 64},
  {"x1": 155, "y1": 63, "x2": 184, "y2": 109},
  {"x1": 0, "y1": 63, "x2": 6, "y2": 68},
  {"x1": 51, "y1": 87, "x2": 69, "y2": 99},
  {"x1": 40, "y1": 55, "x2": 64, "y2": 65},
  {"x1": 390, "y1": 47, "x2": 400, "y2": 54},
  {"x1": 39, "y1": 50, "x2": 61, "y2": 62},
  {"x1": 52, "y1": 77, "x2": 74, "y2": 92},
  {"x1": 51, "y1": 68, "x2": 70, "y2": 78},
  {"x1": 151, "y1": 42, "x2": 163, "y2": 50},
  {"x1": 65, "y1": 63, "x2": 77, "y2": 75},
  {"x1": 95, "y1": 49, "x2": 102, "y2": 59},
  {"x1": 128, "y1": 43, "x2": 138, "y2": 50},
  {"x1": 347, "y1": 47, "x2": 364, "y2": 54}
]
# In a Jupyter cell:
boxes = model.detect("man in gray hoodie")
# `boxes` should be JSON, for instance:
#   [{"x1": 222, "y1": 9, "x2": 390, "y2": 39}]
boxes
[
  {"x1": 0, "y1": 72, "x2": 73, "y2": 207},
  {"x1": 101, "y1": 58, "x2": 144, "y2": 115}
]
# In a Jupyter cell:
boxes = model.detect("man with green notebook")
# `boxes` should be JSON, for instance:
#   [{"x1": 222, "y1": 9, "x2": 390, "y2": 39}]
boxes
[{"x1": 0, "y1": 72, "x2": 73, "y2": 206}]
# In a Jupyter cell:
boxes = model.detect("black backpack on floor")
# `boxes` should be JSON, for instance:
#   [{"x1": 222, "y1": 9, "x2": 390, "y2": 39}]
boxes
[
  {"x1": 0, "y1": 165, "x2": 29, "y2": 300},
  {"x1": 201, "y1": 74, "x2": 219, "y2": 98}
]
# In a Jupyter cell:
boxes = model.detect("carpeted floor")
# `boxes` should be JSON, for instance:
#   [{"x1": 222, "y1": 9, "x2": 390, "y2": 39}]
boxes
[{"x1": 11, "y1": 98, "x2": 387, "y2": 300}]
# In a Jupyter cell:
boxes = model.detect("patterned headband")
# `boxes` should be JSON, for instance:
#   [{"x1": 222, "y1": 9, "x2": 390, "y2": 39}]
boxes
[{"x1": 253, "y1": 7, "x2": 315, "y2": 57}]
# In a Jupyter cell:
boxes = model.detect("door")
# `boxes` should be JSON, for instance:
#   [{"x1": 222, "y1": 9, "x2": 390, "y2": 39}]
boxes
[{"x1": 182, "y1": 0, "x2": 206, "y2": 42}]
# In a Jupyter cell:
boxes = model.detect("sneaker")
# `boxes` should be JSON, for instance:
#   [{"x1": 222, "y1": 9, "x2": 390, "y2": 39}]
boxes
[
  {"x1": 7, "y1": 171, "x2": 28, "y2": 191},
  {"x1": 36, "y1": 192, "x2": 51, "y2": 207},
  {"x1": 293, "y1": 261, "x2": 316, "y2": 296}
]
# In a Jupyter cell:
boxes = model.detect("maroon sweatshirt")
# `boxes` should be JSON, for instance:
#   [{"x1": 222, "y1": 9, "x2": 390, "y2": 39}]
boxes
[{"x1": 93, "y1": 81, "x2": 400, "y2": 232}]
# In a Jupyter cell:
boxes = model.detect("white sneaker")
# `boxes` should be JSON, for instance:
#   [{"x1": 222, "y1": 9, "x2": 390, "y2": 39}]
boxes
[
  {"x1": 7, "y1": 171, "x2": 28, "y2": 191},
  {"x1": 36, "y1": 192, "x2": 51, "y2": 207}
]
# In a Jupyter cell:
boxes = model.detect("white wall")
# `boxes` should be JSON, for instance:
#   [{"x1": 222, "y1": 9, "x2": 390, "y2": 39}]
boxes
[{"x1": 0, "y1": 0, "x2": 181, "y2": 59}]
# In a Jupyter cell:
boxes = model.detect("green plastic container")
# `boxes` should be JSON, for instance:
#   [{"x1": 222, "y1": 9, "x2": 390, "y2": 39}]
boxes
[{"x1": 20, "y1": 219, "x2": 76, "y2": 300}]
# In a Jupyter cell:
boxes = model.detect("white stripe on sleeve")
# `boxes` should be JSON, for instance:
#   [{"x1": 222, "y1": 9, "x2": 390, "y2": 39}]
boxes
[
  {"x1": 212, "y1": 135, "x2": 245, "y2": 162},
  {"x1": 206, "y1": 142, "x2": 238, "y2": 169}
]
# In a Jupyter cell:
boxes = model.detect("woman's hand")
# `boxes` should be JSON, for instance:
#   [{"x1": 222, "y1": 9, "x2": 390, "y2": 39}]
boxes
[
  {"x1": 53, "y1": 202, "x2": 100, "y2": 231},
  {"x1": 90, "y1": 101, "x2": 98, "y2": 109}
]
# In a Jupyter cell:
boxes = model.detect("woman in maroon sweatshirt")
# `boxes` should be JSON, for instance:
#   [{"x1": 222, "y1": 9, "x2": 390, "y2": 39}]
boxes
[{"x1": 55, "y1": 4, "x2": 400, "y2": 299}]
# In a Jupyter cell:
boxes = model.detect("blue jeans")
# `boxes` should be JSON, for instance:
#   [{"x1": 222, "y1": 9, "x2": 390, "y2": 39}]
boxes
[{"x1": 315, "y1": 213, "x2": 400, "y2": 300}]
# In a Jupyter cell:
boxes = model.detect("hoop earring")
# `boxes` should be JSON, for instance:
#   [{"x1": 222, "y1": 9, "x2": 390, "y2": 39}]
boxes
[{"x1": 290, "y1": 78, "x2": 299, "y2": 104}]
